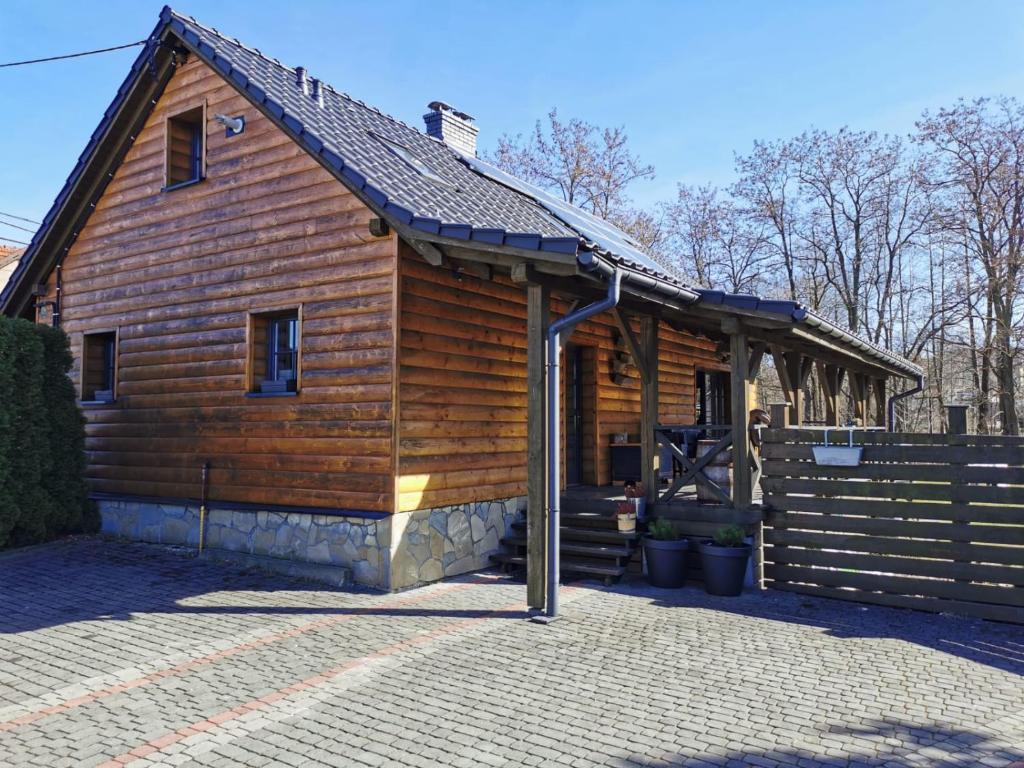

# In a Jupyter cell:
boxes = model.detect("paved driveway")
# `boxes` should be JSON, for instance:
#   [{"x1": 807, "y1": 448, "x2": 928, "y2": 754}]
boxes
[{"x1": 1, "y1": 538, "x2": 1022, "y2": 768}]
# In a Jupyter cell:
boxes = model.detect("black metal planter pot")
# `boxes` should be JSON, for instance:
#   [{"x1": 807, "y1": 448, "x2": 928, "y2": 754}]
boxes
[
  {"x1": 698, "y1": 542, "x2": 751, "y2": 596},
  {"x1": 643, "y1": 538, "x2": 689, "y2": 588}
]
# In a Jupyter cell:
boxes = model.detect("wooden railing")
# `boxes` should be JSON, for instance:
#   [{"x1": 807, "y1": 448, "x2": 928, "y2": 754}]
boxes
[
  {"x1": 760, "y1": 428, "x2": 1024, "y2": 624},
  {"x1": 655, "y1": 424, "x2": 761, "y2": 507}
]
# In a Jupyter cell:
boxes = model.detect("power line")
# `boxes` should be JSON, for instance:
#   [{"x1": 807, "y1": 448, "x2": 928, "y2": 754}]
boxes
[
  {"x1": 0, "y1": 211, "x2": 40, "y2": 225},
  {"x1": 0, "y1": 218, "x2": 35, "y2": 234},
  {"x1": 0, "y1": 40, "x2": 146, "y2": 68},
  {"x1": 0, "y1": 235, "x2": 28, "y2": 246}
]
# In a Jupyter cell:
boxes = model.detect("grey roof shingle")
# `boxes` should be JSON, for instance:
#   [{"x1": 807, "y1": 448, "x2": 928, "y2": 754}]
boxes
[
  {"x1": 1, "y1": 6, "x2": 922, "y2": 379},
  {"x1": 169, "y1": 11, "x2": 583, "y2": 253}
]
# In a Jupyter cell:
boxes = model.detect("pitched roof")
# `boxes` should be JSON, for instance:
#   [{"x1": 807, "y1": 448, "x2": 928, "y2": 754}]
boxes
[{"x1": 1, "y1": 6, "x2": 922, "y2": 379}]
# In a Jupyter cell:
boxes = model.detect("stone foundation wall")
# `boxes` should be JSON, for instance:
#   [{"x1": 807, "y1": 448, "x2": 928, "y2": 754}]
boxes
[
  {"x1": 97, "y1": 496, "x2": 524, "y2": 591},
  {"x1": 388, "y1": 497, "x2": 525, "y2": 590}
]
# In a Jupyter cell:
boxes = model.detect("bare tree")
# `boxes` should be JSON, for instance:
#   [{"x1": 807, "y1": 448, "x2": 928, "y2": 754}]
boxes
[
  {"x1": 733, "y1": 139, "x2": 803, "y2": 301},
  {"x1": 918, "y1": 98, "x2": 1024, "y2": 434},
  {"x1": 489, "y1": 109, "x2": 654, "y2": 226},
  {"x1": 660, "y1": 184, "x2": 767, "y2": 293}
]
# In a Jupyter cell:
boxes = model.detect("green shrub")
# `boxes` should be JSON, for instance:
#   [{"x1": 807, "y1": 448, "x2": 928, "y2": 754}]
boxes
[
  {"x1": 0, "y1": 317, "x2": 92, "y2": 549},
  {"x1": 646, "y1": 518, "x2": 683, "y2": 541},
  {"x1": 712, "y1": 524, "x2": 747, "y2": 547},
  {"x1": 37, "y1": 325, "x2": 93, "y2": 536}
]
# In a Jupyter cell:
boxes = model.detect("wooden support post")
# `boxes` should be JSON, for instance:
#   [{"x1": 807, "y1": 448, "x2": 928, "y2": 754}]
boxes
[
  {"x1": 849, "y1": 372, "x2": 868, "y2": 426},
  {"x1": 640, "y1": 316, "x2": 659, "y2": 504},
  {"x1": 526, "y1": 284, "x2": 549, "y2": 610},
  {"x1": 771, "y1": 348, "x2": 811, "y2": 426},
  {"x1": 817, "y1": 362, "x2": 844, "y2": 427},
  {"x1": 770, "y1": 402, "x2": 791, "y2": 429},
  {"x1": 727, "y1": 321, "x2": 753, "y2": 509},
  {"x1": 873, "y1": 378, "x2": 887, "y2": 428}
]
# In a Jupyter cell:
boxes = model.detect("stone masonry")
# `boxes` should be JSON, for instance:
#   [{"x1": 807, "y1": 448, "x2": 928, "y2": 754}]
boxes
[{"x1": 97, "y1": 496, "x2": 524, "y2": 591}]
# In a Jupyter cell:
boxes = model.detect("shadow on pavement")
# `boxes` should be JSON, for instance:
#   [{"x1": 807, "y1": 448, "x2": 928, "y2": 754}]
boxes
[
  {"x1": 0, "y1": 538, "x2": 526, "y2": 634},
  {"x1": 615, "y1": 577, "x2": 1024, "y2": 679},
  {"x1": 611, "y1": 716, "x2": 1024, "y2": 767}
]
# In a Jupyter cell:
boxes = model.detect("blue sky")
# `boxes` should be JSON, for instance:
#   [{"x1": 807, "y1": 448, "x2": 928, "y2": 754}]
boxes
[{"x1": 3, "y1": 0, "x2": 1024, "y2": 244}]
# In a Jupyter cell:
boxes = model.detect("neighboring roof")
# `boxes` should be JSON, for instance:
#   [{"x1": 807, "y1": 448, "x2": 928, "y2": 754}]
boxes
[
  {"x1": 0, "y1": 247, "x2": 23, "y2": 295},
  {"x1": 0, "y1": 6, "x2": 922, "y2": 380}
]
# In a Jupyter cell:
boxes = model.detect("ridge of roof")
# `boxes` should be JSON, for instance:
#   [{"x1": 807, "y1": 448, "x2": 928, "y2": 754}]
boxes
[{"x1": 1, "y1": 6, "x2": 922, "y2": 379}]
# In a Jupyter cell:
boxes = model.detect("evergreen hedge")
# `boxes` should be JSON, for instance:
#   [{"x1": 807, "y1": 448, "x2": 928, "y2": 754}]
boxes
[{"x1": 0, "y1": 317, "x2": 95, "y2": 549}]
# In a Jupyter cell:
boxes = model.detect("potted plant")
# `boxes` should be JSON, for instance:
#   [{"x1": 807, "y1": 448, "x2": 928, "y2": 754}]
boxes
[
  {"x1": 624, "y1": 481, "x2": 647, "y2": 522},
  {"x1": 642, "y1": 518, "x2": 689, "y2": 588},
  {"x1": 698, "y1": 524, "x2": 751, "y2": 596},
  {"x1": 614, "y1": 501, "x2": 637, "y2": 533}
]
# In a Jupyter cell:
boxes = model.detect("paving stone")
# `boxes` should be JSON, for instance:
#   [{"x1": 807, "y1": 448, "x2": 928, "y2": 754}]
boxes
[{"x1": 1, "y1": 538, "x2": 1023, "y2": 767}]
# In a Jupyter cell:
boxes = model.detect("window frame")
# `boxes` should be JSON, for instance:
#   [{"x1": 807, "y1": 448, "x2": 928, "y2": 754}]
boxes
[
  {"x1": 246, "y1": 305, "x2": 302, "y2": 397},
  {"x1": 163, "y1": 101, "x2": 207, "y2": 192},
  {"x1": 81, "y1": 328, "x2": 119, "y2": 405}
]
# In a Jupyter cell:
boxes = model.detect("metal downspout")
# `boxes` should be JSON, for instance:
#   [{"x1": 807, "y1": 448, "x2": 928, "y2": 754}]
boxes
[
  {"x1": 887, "y1": 374, "x2": 924, "y2": 431},
  {"x1": 536, "y1": 269, "x2": 623, "y2": 623}
]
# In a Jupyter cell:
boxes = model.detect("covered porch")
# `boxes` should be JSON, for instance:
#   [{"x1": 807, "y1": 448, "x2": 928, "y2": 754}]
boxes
[{"x1": 519, "y1": 262, "x2": 923, "y2": 614}]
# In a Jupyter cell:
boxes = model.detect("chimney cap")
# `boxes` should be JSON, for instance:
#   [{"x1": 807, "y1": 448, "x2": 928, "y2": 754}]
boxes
[{"x1": 426, "y1": 101, "x2": 474, "y2": 122}]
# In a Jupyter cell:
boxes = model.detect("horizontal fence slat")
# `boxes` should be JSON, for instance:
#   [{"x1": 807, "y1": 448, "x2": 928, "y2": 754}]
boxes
[
  {"x1": 761, "y1": 459, "x2": 1024, "y2": 486},
  {"x1": 763, "y1": 477, "x2": 1024, "y2": 505},
  {"x1": 760, "y1": 428, "x2": 1024, "y2": 623},
  {"x1": 652, "y1": 504, "x2": 764, "y2": 525},
  {"x1": 764, "y1": 547, "x2": 1024, "y2": 585},
  {"x1": 765, "y1": 564, "x2": 1024, "y2": 607},
  {"x1": 761, "y1": 428, "x2": 1024, "y2": 448},
  {"x1": 767, "y1": 581, "x2": 1024, "y2": 624},
  {"x1": 766, "y1": 510, "x2": 1024, "y2": 545},
  {"x1": 764, "y1": 529, "x2": 1024, "y2": 565},
  {"x1": 762, "y1": 442, "x2": 1024, "y2": 465},
  {"x1": 764, "y1": 495, "x2": 1024, "y2": 529}
]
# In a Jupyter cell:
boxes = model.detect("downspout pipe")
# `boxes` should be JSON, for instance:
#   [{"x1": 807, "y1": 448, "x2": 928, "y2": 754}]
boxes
[
  {"x1": 887, "y1": 374, "x2": 924, "y2": 432},
  {"x1": 539, "y1": 269, "x2": 623, "y2": 622}
]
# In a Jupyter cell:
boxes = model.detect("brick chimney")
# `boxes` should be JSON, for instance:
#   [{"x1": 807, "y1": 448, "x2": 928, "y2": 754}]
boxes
[{"x1": 423, "y1": 101, "x2": 478, "y2": 156}]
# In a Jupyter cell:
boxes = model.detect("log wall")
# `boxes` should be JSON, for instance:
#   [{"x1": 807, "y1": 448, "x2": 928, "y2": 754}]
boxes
[
  {"x1": 48, "y1": 57, "x2": 399, "y2": 512},
  {"x1": 396, "y1": 249, "x2": 727, "y2": 511}
]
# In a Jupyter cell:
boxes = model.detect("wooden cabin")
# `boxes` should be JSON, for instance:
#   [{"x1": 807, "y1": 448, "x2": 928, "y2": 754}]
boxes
[{"x1": 2, "y1": 8, "x2": 921, "y2": 598}]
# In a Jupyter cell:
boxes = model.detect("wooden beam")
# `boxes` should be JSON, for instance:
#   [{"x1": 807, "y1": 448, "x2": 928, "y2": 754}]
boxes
[
  {"x1": 849, "y1": 372, "x2": 868, "y2": 425},
  {"x1": 612, "y1": 307, "x2": 649, "y2": 381},
  {"x1": 817, "y1": 362, "x2": 845, "y2": 427},
  {"x1": 526, "y1": 284, "x2": 549, "y2": 610},
  {"x1": 448, "y1": 257, "x2": 492, "y2": 281},
  {"x1": 749, "y1": 342, "x2": 767, "y2": 380},
  {"x1": 771, "y1": 346, "x2": 809, "y2": 425},
  {"x1": 770, "y1": 402, "x2": 791, "y2": 429},
  {"x1": 640, "y1": 316, "x2": 659, "y2": 504},
  {"x1": 730, "y1": 326, "x2": 753, "y2": 509},
  {"x1": 873, "y1": 377, "x2": 887, "y2": 428},
  {"x1": 407, "y1": 238, "x2": 445, "y2": 267}
]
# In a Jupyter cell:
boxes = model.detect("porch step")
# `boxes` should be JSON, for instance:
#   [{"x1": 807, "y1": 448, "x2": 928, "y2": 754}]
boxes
[
  {"x1": 495, "y1": 512, "x2": 643, "y2": 585},
  {"x1": 500, "y1": 535, "x2": 632, "y2": 559},
  {"x1": 510, "y1": 520, "x2": 639, "y2": 544},
  {"x1": 560, "y1": 496, "x2": 627, "y2": 516},
  {"x1": 489, "y1": 553, "x2": 626, "y2": 584}
]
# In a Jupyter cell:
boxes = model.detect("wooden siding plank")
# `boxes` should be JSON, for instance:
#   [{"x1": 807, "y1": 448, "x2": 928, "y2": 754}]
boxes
[{"x1": 54, "y1": 58, "x2": 397, "y2": 513}]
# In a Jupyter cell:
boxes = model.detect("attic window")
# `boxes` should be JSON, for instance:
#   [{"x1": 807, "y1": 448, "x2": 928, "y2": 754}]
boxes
[
  {"x1": 165, "y1": 106, "x2": 205, "y2": 190},
  {"x1": 372, "y1": 134, "x2": 451, "y2": 187}
]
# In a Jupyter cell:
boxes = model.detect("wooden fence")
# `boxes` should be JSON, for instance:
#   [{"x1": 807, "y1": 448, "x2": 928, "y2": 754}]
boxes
[{"x1": 759, "y1": 428, "x2": 1024, "y2": 624}]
